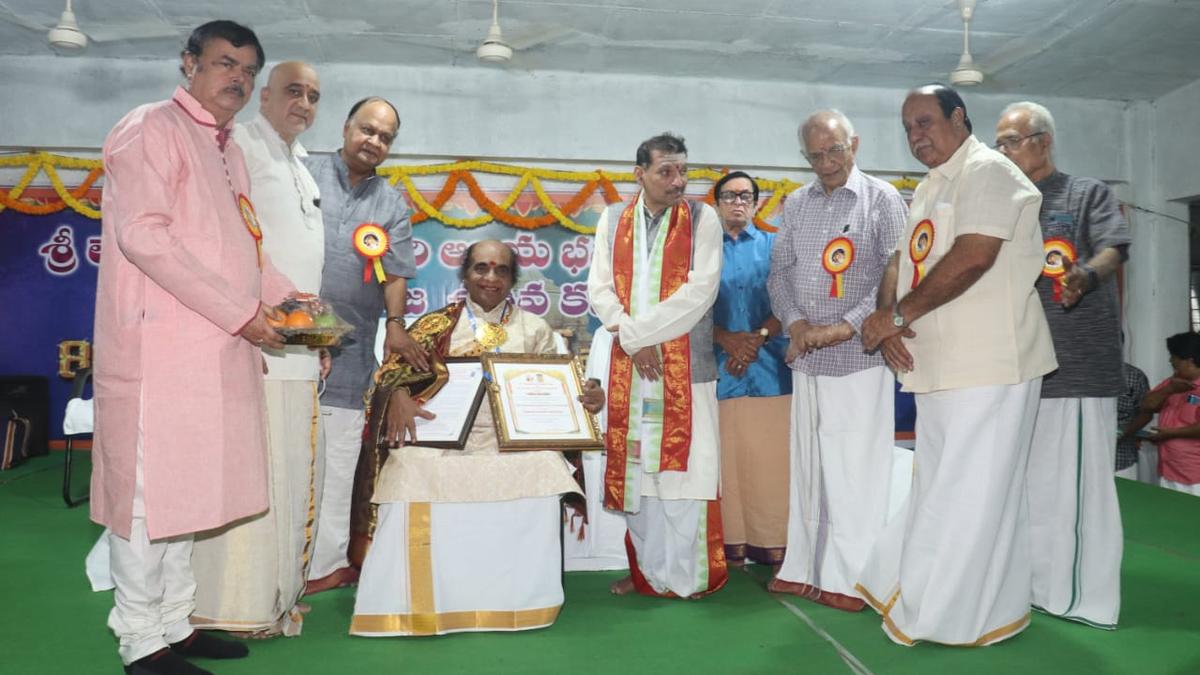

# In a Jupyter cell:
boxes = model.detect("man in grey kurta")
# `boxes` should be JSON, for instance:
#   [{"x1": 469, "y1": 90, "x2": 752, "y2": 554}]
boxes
[
  {"x1": 996, "y1": 101, "x2": 1131, "y2": 629},
  {"x1": 303, "y1": 97, "x2": 419, "y2": 592}
]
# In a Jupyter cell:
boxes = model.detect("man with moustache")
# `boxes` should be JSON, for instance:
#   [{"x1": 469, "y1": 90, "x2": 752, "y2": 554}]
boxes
[
  {"x1": 857, "y1": 85, "x2": 1056, "y2": 646},
  {"x1": 588, "y1": 133, "x2": 727, "y2": 599},
  {"x1": 709, "y1": 171, "x2": 791, "y2": 569},
  {"x1": 92, "y1": 20, "x2": 295, "y2": 674},
  {"x1": 303, "y1": 97, "x2": 421, "y2": 594},
  {"x1": 766, "y1": 110, "x2": 906, "y2": 611},
  {"x1": 191, "y1": 61, "x2": 327, "y2": 637},
  {"x1": 995, "y1": 101, "x2": 1129, "y2": 629}
]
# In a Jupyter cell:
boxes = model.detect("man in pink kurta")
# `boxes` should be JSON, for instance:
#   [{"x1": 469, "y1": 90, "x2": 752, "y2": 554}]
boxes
[{"x1": 91, "y1": 21, "x2": 294, "y2": 675}]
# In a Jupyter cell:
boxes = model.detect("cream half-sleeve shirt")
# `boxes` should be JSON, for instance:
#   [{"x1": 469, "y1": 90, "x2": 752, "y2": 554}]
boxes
[
  {"x1": 235, "y1": 113, "x2": 325, "y2": 381},
  {"x1": 587, "y1": 200, "x2": 723, "y2": 354},
  {"x1": 896, "y1": 135, "x2": 1057, "y2": 394}
]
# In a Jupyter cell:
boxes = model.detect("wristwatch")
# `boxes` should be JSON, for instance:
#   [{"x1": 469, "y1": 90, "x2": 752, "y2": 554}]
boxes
[
  {"x1": 386, "y1": 316, "x2": 406, "y2": 326},
  {"x1": 1080, "y1": 263, "x2": 1099, "y2": 292},
  {"x1": 758, "y1": 327, "x2": 770, "y2": 339},
  {"x1": 891, "y1": 303, "x2": 906, "y2": 328}
]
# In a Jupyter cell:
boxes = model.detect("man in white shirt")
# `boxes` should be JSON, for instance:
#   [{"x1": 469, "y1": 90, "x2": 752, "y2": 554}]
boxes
[
  {"x1": 190, "y1": 61, "x2": 328, "y2": 637},
  {"x1": 858, "y1": 84, "x2": 1056, "y2": 646},
  {"x1": 587, "y1": 133, "x2": 727, "y2": 598}
]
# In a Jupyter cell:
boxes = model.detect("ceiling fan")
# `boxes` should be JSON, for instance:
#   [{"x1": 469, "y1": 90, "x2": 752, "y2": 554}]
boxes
[
  {"x1": 474, "y1": 0, "x2": 574, "y2": 64},
  {"x1": 949, "y1": 0, "x2": 984, "y2": 87},
  {"x1": 0, "y1": 0, "x2": 180, "y2": 56}
]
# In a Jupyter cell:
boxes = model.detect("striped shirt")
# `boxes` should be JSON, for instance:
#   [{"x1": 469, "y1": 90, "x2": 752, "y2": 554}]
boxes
[{"x1": 767, "y1": 166, "x2": 907, "y2": 377}]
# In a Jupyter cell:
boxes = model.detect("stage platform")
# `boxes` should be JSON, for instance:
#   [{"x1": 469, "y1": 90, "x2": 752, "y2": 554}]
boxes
[{"x1": 3, "y1": 455, "x2": 1198, "y2": 674}]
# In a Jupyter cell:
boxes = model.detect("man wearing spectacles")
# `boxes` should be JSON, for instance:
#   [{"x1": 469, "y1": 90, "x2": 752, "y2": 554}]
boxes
[
  {"x1": 996, "y1": 101, "x2": 1130, "y2": 630},
  {"x1": 858, "y1": 84, "x2": 1056, "y2": 647},
  {"x1": 588, "y1": 132, "x2": 727, "y2": 599},
  {"x1": 710, "y1": 171, "x2": 791, "y2": 571},
  {"x1": 765, "y1": 109, "x2": 907, "y2": 612}
]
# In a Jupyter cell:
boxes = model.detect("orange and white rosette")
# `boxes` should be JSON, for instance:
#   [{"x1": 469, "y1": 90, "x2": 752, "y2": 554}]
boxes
[
  {"x1": 1042, "y1": 237, "x2": 1077, "y2": 302},
  {"x1": 822, "y1": 237, "x2": 855, "y2": 298},
  {"x1": 909, "y1": 219, "x2": 935, "y2": 288},
  {"x1": 353, "y1": 223, "x2": 390, "y2": 284},
  {"x1": 237, "y1": 194, "x2": 262, "y2": 267}
]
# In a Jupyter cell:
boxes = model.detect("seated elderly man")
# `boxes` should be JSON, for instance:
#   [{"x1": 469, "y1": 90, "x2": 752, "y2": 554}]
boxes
[{"x1": 348, "y1": 239, "x2": 602, "y2": 637}]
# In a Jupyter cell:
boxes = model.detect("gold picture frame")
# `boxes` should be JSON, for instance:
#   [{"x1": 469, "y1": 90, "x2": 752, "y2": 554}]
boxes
[{"x1": 480, "y1": 353, "x2": 604, "y2": 451}]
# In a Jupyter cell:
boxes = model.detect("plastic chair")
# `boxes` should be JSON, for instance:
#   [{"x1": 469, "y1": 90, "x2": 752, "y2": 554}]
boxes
[{"x1": 62, "y1": 368, "x2": 93, "y2": 507}]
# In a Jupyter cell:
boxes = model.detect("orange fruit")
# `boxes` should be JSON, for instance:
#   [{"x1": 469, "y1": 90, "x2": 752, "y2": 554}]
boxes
[
  {"x1": 284, "y1": 309, "x2": 315, "y2": 328},
  {"x1": 265, "y1": 308, "x2": 286, "y2": 328}
]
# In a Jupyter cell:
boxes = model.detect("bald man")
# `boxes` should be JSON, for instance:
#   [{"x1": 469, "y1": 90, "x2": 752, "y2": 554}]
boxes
[
  {"x1": 303, "y1": 97, "x2": 419, "y2": 593},
  {"x1": 189, "y1": 60, "x2": 326, "y2": 637}
]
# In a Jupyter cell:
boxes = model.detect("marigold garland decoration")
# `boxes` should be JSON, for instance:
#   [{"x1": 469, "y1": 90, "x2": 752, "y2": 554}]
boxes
[{"x1": 2, "y1": 152, "x2": 921, "y2": 235}]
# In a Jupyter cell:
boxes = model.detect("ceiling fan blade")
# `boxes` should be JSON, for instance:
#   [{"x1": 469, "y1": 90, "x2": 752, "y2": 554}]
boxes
[
  {"x1": 506, "y1": 24, "x2": 574, "y2": 51},
  {"x1": 0, "y1": 7, "x2": 49, "y2": 33},
  {"x1": 85, "y1": 21, "x2": 181, "y2": 43}
]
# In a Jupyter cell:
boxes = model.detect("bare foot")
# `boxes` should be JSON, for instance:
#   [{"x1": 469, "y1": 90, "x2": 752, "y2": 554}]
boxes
[
  {"x1": 295, "y1": 602, "x2": 312, "y2": 614},
  {"x1": 230, "y1": 628, "x2": 280, "y2": 640},
  {"x1": 609, "y1": 576, "x2": 636, "y2": 595}
]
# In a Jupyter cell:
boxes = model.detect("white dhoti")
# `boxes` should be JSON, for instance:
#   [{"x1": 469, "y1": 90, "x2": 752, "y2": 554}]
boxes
[
  {"x1": 1159, "y1": 479, "x2": 1200, "y2": 496},
  {"x1": 620, "y1": 381, "x2": 727, "y2": 598},
  {"x1": 191, "y1": 381, "x2": 323, "y2": 635},
  {"x1": 1027, "y1": 397, "x2": 1123, "y2": 628},
  {"x1": 351, "y1": 497, "x2": 564, "y2": 636},
  {"x1": 309, "y1": 404, "x2": 364, "y2": 579},
  {"x1": 857, "y1": 378, "x2": 1041, "y2": 647},
  {"x1": 776, "y1": 366, "x2": 894, "y2": 600}
]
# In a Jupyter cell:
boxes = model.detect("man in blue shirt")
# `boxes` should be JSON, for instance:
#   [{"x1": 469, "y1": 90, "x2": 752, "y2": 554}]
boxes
[{"x1": 712, "y1": 171, "x2": 792, "y2": 568}]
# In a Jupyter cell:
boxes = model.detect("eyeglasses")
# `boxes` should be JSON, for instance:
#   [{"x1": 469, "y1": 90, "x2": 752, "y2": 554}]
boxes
[
  {"x1": 802, "y1": 144, "x2": 848, "y2": 165},
  {"x1": 718, "y1": 191, "x2": 756, "y2": 204},
  {"x1": 992, "y1": 132, "x2": 1045, "y2": 152}
]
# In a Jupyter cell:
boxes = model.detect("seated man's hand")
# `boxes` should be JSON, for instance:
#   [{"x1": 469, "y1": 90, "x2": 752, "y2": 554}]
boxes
[
  {"x1": 578, "y1": 378, "x2": 606, "y2": 414},
  {"x1": 383, "y1": 389, "x2": 436, "y2": 447}
]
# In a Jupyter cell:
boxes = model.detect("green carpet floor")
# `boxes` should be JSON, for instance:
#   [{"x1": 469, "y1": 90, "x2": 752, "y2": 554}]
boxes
[{"x1": 3, "y1": 455, "x2": 1199, "y2": 674}]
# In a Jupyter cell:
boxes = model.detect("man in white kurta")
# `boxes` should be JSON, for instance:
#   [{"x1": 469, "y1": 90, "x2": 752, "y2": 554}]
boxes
[
  {"x1": 191, "y1": 62, "x2": 325, "y2": 638},
  {"x1": 350, "y1": 241, "x2": 582, "y2": 636},
  {"x1": 766, "y1": 110, "x2": 907, "y2": 611},
  {"x1": 587, "y1": 134, "x2": 727, "y2": 598},
  {"x1": 859, "y1": 86, "x2": 1057, "y2": 647}
]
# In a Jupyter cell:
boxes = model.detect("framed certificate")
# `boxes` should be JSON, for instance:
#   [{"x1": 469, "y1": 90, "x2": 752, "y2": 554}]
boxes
[
  {"x1": 481, "y1": 353, "x2": 604, "y2": 451},
  {"x1": 411, "y1": 357, "x2": 487, "y2": 449}
]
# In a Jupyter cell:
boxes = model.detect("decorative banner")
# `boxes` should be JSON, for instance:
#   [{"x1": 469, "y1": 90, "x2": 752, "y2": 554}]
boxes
[
  {"x1": 1042, "y1": 237, "x2": 1077, "y2": 302},
  {"x1": 237, "y1": 193, "x2": 262, "y2": 267},
  {"x1": 822, "y1": 237, "x2": 855, "y2": 298},
  {"x1": 352, "y1": 223, "x2": 390, "y2": 284},
  {"x1": 909, "y1": 219, "x2": 935, "y2": 289}
]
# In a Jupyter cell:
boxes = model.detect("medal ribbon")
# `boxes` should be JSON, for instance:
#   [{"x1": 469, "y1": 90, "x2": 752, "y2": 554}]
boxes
[
  {"x1": 822, "y1": 237, "x2": 854, "y2": 299},
  {"x1": 909, "y1": 219, "x2": 935, "y2": 289},
  {"x1": 1042, "y1": 238, "x2": 1077, "y2": 303},
  {"x1": 353, "y1": 223, "x2": 390, "y2": 284},
  {"x1": 237, "y1": 194, "x2": 263, "y2": 268}
]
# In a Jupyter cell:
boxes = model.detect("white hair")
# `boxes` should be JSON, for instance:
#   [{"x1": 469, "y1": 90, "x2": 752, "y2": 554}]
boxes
[
  {"x1": 798, "y1": 109, "x2": 857, "y2": 146},
  {"x1": 1001, "y1": 100, "x2": 1056, "y2": 140}
]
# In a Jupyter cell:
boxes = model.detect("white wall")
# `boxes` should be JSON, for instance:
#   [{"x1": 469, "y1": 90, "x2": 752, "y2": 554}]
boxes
[{"x1": 0, "y1": 55, "x2": 1131, "y2": 179}]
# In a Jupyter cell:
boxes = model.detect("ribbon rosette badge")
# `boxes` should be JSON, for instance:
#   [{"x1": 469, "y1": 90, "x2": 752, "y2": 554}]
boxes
[
  {"x1": 909, "y1": 219, "x2": 935, "y2": 288},
  {"x1": 237, "y1": 194, "x2": 263, "y2": 268},
  {"x1": 822, "y1": 237, "x2": 854, "y2": 298},
  {"x1": 1042, "y1": 238, "x2": 1077, "y2": 302},
  {"x1": 353, "y1": 223, "x2": 390, "y2": 284}
]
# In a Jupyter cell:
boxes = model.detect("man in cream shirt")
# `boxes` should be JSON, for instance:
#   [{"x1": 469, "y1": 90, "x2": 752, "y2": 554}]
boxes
[
  {"x1": 859, "y1": 84, "x2": 1056, "y2": 647},
  {"x1": 191, "y1": 61, "x2": 327, "y2": 637}
]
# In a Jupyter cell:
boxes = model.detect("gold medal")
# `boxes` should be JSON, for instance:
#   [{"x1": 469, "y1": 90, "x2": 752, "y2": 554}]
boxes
[{"x1": 476, "y1": 322, "x2": 507, "y2": 350}]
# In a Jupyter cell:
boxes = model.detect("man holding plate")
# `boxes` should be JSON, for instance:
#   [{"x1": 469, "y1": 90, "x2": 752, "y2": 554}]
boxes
[
  {"x1": 303, "y1": 97, "x2": 422, "y2": 594},
  {"x1": 346, "y1": 239, "x2": 603, "y2": 636}
]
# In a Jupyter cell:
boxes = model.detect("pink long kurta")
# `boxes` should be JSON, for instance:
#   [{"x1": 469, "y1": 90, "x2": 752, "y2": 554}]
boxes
[{"x1": 91, "y1": 87, "x2": 295, "y2": 540}]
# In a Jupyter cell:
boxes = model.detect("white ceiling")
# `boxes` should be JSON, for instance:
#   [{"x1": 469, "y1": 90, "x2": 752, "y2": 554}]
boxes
[{"x1": 1, "y1": 0, "x2": 1198, "y2": 102}]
